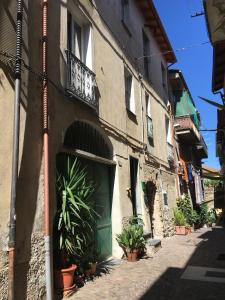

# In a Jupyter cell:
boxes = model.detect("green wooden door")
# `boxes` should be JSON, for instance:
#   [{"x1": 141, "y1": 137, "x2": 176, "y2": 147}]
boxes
[
  {"x1": 80, "y1": 159, "x2": 112, "y2": 261},
  {"x1": 93, "y1": 163, "x2": 112, "y2": 260}
]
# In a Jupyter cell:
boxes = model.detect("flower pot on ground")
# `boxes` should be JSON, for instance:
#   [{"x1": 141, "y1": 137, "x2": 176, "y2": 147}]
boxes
[
  {"x1": 173, "y1": 209, "x2": 188, "y2": 235},
  {"x1": 116, "y1": 216, "x2": 146, "y2": 262},
  {"x1": 53, "y1": 154, "x2": 97, "y2": 291},
  {"x1": 194, "y1": 223, "x2": 202, "y2": 230},
  {"x1": 185, "y1": 226, "x2": 192, "y2": 234},
  {"x1": 175, "y1": 226, "x2": 188, "y2": 235},
  {"x1": 126, "y1": 249, "x2": 139, "y2": 262},
  {"x1": 54, "y1": 264, "x2": 77, "y2": 290}
]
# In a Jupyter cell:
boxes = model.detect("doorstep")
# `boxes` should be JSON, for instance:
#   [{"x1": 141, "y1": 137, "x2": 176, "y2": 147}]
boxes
[{"x1": 146, "y1": 238, "x2": 162, "y2": 256}]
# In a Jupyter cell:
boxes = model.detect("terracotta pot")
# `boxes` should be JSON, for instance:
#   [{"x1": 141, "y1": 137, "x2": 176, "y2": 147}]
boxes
[
  {"x1": 126, "y1": 249, "x2": 139, "y2": 262},
  {"x1": 186, "y1": 226, "x2": 192, "y2": 234},
  {"x1": 91, "y1": 262, "x2": 97, "y2": 274},
  {"x1": 194, "y1": 223, "x2": 201, "y2": 230},
  {"x1": 54, "y1": 264, "x2": 77, "y2": 291},
  {"x1": 175, "y1": 226, "x2": 188, "y2": 235}
]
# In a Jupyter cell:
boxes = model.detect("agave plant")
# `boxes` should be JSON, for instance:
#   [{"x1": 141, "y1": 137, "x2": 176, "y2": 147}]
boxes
[
  {"x1": 199, "y1": 96, "x2": 225, "y2": 109},
  {"x1": 54, "y1": 154, "x2": 97, "y2": 268},
  {"x1": 116, "y1": 221, "x2": 146, "y2": 252}
]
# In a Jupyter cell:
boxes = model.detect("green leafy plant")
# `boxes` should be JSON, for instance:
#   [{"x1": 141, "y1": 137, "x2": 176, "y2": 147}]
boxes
[
  {"x1": 173, "y1": 208, "x2": 187, "y2": 226},
  {"x1": 176, "y1": 194, "x2": 193, "y2": 225},
  {"x1": 191, "y1": 210, "x2": 200, "y2": 225},
  {"x1": 207, "y1": 209, "x2": 217, "y2": 225},
  {"x1": 199, "y1": 96, "x2": 225, "y2": 109},
  {"x1": 199, "y1": 203, "x2": 209, "y2": 225},
  {"x1": 116, "y1": 219, "x2": 146, "y2": 252},
  {"x1": 54, "y1": 154, "x2": 97, "y2": 268},
  {"x1": 204, "y1": 178, "x2": 222, "y2": 188}
]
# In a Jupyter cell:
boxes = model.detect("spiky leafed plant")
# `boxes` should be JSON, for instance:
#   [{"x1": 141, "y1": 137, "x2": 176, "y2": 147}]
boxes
[
  {"x1": 54, "y1": 154, "x2": 97, "y2": 268},
  {"x1": 199, "y1": 96, "x2": 225, "y2": 109}
]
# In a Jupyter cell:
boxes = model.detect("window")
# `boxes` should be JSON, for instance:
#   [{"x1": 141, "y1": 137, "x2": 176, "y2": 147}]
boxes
[
  {"x1": 165, "y1": 116, "x2": 172, "y2": 144},
  {"x1": 161, "y1": 63, "x2": 167, "y2": 91},
  {"x1": 121, "y1": 0, "x2": 131, "y2": 32},
  {"x1": 143, "y1": 31, "x2": 151, "y2": 81},
  {"x1": 163, "y1": 192, "x2": 168, "y2": 206},
  {"x1": 124, "y1": 67, "x2": 135, "y2": 114},
  {"x1": 67, "y1": 12, "x2": 92, "y2": 69},
  {"x1": 146, "y1": 94, "x2": 153, "y2": 140}
]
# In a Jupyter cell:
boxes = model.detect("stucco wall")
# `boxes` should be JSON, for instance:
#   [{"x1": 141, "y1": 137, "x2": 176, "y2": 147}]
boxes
[{"x1": 0, "y1": 0, "x2": 177, "y2": 298}]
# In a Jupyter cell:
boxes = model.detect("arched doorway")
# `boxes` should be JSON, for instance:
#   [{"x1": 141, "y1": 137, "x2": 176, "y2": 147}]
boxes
[{"x1": 58, "y1": 121, "x2": 114, "y2": 261}]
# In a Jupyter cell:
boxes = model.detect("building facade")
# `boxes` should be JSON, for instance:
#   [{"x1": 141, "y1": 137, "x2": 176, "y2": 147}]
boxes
[
  {"x1": 169, "y1": 70, "x2": 208, "y2": 208},
  {"x1": 0, "y1": 0, "x2": 179, "y2": 298}
]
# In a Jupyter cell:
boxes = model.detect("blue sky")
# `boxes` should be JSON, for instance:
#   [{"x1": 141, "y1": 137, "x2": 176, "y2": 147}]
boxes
[{"x1": 154, "y1": 0, "x2": 221, "y2": 169}]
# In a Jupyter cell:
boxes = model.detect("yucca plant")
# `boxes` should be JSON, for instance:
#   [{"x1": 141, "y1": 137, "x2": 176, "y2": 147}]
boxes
[{"x1": 54, "y1": 154, "x2": 97, "y2": 268}]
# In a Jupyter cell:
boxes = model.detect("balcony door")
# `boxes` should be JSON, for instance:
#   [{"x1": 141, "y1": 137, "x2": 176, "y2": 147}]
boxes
[
  {"x1": 129, "y1": 157, "x2": 141, "y2": 216},
  {"x1": 67, "y1": 12, "x2": 92, "y2": 69}
]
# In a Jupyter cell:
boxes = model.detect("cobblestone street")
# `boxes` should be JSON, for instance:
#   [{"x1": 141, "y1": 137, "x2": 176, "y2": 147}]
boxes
[{"x1": 66, "y1": 226, "x2": 225, "y2": 300}]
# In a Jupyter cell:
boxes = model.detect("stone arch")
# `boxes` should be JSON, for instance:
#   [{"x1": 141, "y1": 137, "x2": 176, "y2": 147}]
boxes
[{"x1": 63, "y1": 120, "x2": 113, "y2": 160}]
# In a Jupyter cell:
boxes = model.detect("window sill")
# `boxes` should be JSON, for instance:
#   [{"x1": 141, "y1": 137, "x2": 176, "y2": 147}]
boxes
[{"x1": 126, "y1": 108, "x2": 137, "y2": 123}]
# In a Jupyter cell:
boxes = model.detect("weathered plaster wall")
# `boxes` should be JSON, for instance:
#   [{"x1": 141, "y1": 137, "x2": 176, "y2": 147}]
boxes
[{"x1": 0, "y1": 0, "x2": 177, "y2": 298}]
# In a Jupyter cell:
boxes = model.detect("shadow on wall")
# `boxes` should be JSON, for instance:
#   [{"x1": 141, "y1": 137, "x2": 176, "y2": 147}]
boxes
[
  {"x1": 7, "y1": 0, "x2": 61, "y2": 299},
  {"x1": 139, "y1": 226, "x2": 225, "y2": 300}
]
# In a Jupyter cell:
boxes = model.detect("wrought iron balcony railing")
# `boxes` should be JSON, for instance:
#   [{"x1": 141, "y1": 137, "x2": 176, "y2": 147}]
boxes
[
  {"x1": 66, "y1": 50, "x2": 97, "y2": 110},
  {"x1": 167, "y1": 142, "x2": 174, "y2": 162},
  {"x1": 147, "y1": 116, "x2": 153, "y2": 140}
]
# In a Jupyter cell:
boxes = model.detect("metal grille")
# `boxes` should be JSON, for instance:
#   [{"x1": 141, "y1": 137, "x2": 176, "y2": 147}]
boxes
[
  {"x1": 66, "y1": 50, "x2": 97, "y2": 110},
  {"x1": 147, "y1": 116, "x2": 153, "y2": 139},
  {"x1": 167, "y1": 142, "x2": 174, "y2": 162},
  {"x1": 64, "y1": 121, "x2": 111, "y2": 159}
]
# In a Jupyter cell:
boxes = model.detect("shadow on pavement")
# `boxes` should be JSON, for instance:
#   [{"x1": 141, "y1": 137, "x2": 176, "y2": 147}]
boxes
[{"x1": 139, "y1": 226, "x2": 225, "y2": 300}]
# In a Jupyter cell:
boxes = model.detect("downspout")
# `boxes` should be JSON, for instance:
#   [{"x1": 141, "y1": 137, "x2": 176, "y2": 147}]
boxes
[
  {"x1": 8, "y1": 1, "x2": 23, "y2": 299},
  {"x1": 42, "y1": 1, "x2": 53, "y2": 299}
]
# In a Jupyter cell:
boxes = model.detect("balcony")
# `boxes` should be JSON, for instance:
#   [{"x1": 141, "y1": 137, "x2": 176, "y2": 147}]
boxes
[
  {"x1": 167, "y1": 142, "x2": 174, "y2": 162},
  {"x1": 174, "y1": 115, "x2": 200, "y2": 144},
  {"x1": 66, "y1": 50, "x2": 97, "y2": 110},
  {"x1": 147, "y1": 116, "x2": 153, "y2": 140},
  {"x1": 195, "y1": 134, "x2": 208, "y2": 159}
]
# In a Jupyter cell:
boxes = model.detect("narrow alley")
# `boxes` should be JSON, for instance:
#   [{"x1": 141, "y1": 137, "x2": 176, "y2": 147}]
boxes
[{"x1": 67, "y1": 226, "x2": 225, "y2": 300}]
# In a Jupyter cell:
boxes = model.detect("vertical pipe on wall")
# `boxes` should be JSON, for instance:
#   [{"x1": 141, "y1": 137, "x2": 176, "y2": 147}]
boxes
[
  {"x1": 8, "y1": 1, "x2": 23, "y2": 299},
  {"x1": 42, "y1": 0, "x2": 53, "y2": 299}
]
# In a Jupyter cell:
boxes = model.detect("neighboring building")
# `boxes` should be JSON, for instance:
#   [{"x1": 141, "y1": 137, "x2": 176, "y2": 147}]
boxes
[
  {"x1": 203, "y1": 0, "x2": 225, "y2": 210},
  {"x1": 204, "y1": 0, "x2": 225, "y2": 173},
  {"x1": 202, "y1": 165, "x2": 224, "y2": 209},
  {"x1": 0, "y1": 0, "x2": 179, "y2": 297},
  {"x1": 169, "y1": 70, "x2": 208, "y2": 208}
]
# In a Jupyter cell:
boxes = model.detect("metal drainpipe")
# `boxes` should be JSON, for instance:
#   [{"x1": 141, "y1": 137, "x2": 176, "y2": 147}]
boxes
[
  {"x1": 42, "y1": 0, "x2": 53, "y2": 299},
  {"x1": 8, "y1": 1, "x2": 23, "y2": 299}
]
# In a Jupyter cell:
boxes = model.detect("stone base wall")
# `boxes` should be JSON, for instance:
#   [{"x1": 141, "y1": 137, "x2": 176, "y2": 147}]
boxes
[
  {"x1": 144, "y1": 162, "x2": 176, "y2": 238},
  {"x1": 15, "y1": 232, "x2": 46, "y2": 300},
  {"x1": 0, "y1": 234, "x2": 8, "y2": 300},
  {"x1": 204, "y1": 186, "x2": 215, "y2": 210}
]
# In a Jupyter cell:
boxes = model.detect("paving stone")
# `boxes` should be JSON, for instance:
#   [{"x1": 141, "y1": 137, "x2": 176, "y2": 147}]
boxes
[{"x1": 65, "y1": 226, "x2": 225, "y2": 300}]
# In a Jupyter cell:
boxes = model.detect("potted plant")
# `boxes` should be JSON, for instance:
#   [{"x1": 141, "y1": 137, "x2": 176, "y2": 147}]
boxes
[
  {"x1": 207, "y1": 209, "x2": 216, "y2": 227},
  {"x1": 199, "y1": 203, "x2": 209, "y2": 227},
  {"x1": 173, "y1": 208, "x2": 188, "y2": 235},
  {"x1": 191, "y1": 210, "x2": 201, "y2": 230},
  {"x1": 176, "y1": 194, "x2": 193, "y2": 232},
  {"x1": 53, "y1": 154, "x2": 96, "y2": 292},
  {"x1": 116, "y1": 218, "x2": 146, "y2": 262}
]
